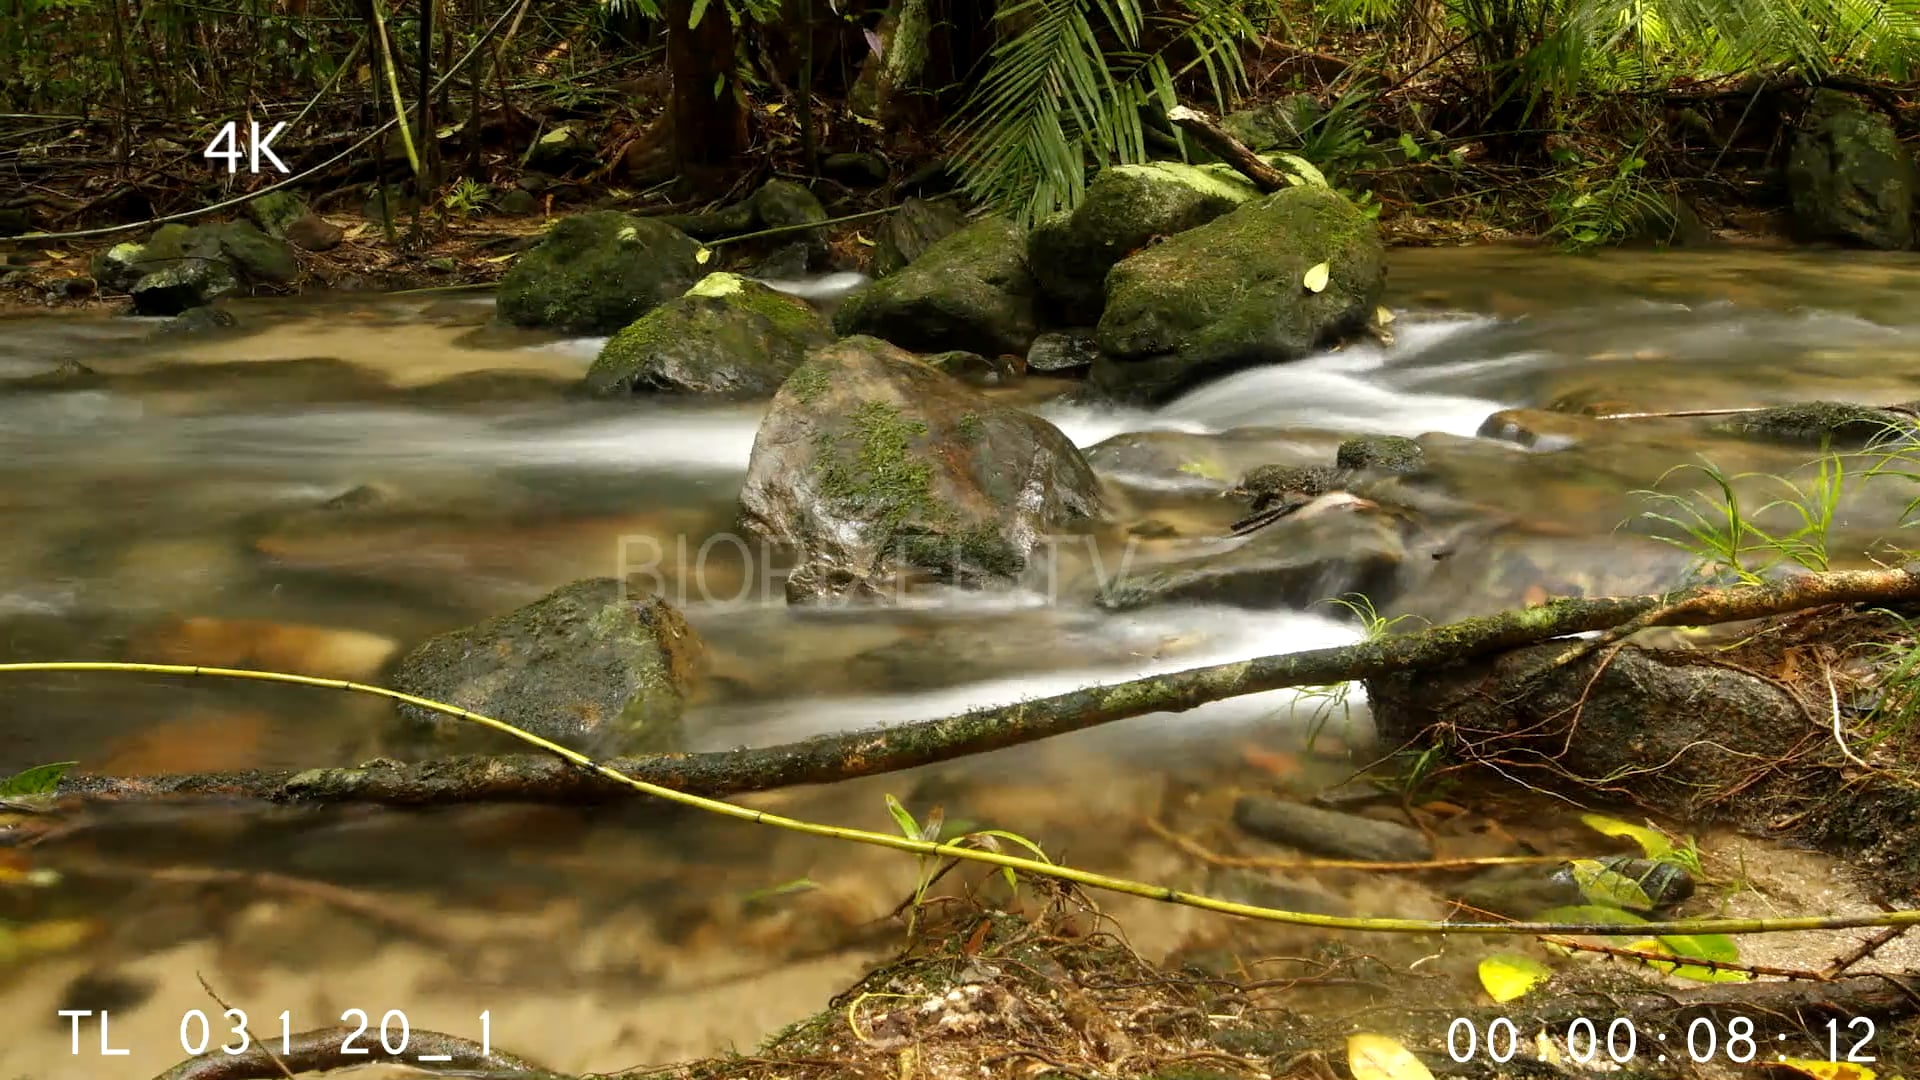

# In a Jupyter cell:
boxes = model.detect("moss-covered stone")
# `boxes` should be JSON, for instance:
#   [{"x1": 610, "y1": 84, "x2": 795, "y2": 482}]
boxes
[
  {"x1": 586, "y1": 272, "x2": 832, "y2": 398},
  {"x1": 185, "y1": 220, "x2": 299, "y2": 285},
  {"x1": 1708, "y1": 400, "x2": 1916, "y2": 447},
  {"x1": 1787, "y1": 89, "x2": 1916, "y2": 250},
  {"x1": 129, "y1": 259, "x2": 237, "y2": 315},
  {"x1": 1093, "y1": 185, "x2": 1387, "y2": 402},
  {"x1": 836, "y1": 216, "x2": 1039, "y2": 356},
  {"x1": 497, "y1": 211, "x2": 702, "y2": 334},
  {"x1": 1027, "y1": 163, "x2": 1258, "y2": 324},
  {"x1": 90, "y1": 241, "x2": 149, "y2": 294},
  {"x1": 743, "y1": 336, "x2": 1104, "y2": 603},
  {"x1": 1336, "y1": 434, "x2": 1425, "y2": 473},
  {"x1": 1229, "y1": 463, "x2": 1348, "y2": 513},
  {"x1": 243, "y1": 190, "x2": 310, "y2": 240},
  {"x1": 386, "y1": 577, "x2": 706, "y2": 757}
]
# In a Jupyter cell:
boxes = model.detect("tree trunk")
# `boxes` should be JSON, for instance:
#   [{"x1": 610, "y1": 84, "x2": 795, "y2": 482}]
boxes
[{"x1": 666, "y1": 0, "x2": 749, "y2": 188}]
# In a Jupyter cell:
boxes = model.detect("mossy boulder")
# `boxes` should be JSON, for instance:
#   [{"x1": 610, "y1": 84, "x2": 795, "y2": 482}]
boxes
[
  {"x1": 1026, "y1": 162, "x2": 1260, "y2": 324},
  {"x1": 740, "y1": 336, "x2": 1104, "y2": 604},
  {"x1": 185, "y1": 220, "x2": 299, "y2": 285},
  {"x1": 1336, "y1": 434, "x2": 1425, "y2": 472},
  {"x1": 1786, "y1": 89, "x2": 1917, "y2": 250},
  {"x1": 873, "y1": 196, "x2": 969, "y2": 277},
  {"x1": 1708, "y1": 400, "x2": 1916, "y2": 447},
  {"x1": 386, "y1": 577, "x2": 706, "y2": 756},
  {"x1": 90, "y1": 241, "x2": 151, "y2": 294},
  {"x1": 585, "y1": 272, "x2": 834, "y2": 398},
  {"x1": 834, "y1": 217, "x2": 1040, "y2": 357},
  {"x1": 130, "y1": 259, "x2": 238, "y2": 315},
  {"x1": 1092, "y1": 185, "x2": 1387, "y2": 402},
  {"x1": 243, "y1": 190, "x2": 311, "y2": 240},
  {"x1": 497, "y1": 211, "x2": 702, "y2": 334}
]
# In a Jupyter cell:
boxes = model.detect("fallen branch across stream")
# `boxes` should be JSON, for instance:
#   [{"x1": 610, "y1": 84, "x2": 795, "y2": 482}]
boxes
[
  {"x1": 31, "y1": 565, "x2": 1919, "y2": 810},
  {"x1": 14, "y1": 568, "x2": 1920, "y2": 941}
]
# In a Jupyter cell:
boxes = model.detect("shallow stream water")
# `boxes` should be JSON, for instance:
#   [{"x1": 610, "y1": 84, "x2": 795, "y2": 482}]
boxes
[{"x1": 4, "y1": 246, "x2": 1920, "y2": 1077}]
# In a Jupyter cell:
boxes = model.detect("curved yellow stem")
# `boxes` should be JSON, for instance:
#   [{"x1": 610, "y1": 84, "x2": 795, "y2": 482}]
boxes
[{"x1": 6, "y1": 660, "x2": 1915, "y2": 939}]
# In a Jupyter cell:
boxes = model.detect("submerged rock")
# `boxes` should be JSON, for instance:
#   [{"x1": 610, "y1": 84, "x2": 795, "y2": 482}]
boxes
[
  {"x1": 1232, "y1": 795, "x2": 1433, "y2": 862},
  {"x1": 1026, "y1": 329, "x2": 1100, "y2": 374},
  {"x1": 387, "y1": 578, "x2": 706, "y2": 756},
  {"x1": 585, "y1": 272, "x2": 833, "y2": 398},
  {"x1": 1098, "y1": 497, "x2": 1406, "y2": 611},
  {"x1": 740, "y1": 336, "x2": 1104, "y2": 604},
  {"x1": 131, "y1": 259, "x2": 237, "y2": 316},
  {"x1": 496, "y1": 211, "x2": 702, "y2": 334},
  {"x1": 1026, "y1": 162, "x2": 1259, "y2": 324},
  {"x1": 1336, "y1": 434, "x2": 1425, "y2": 473},
  {"x1": 1083, "y1": 428, "x2": 1339, "y2": 494},
  {"x1": 835, "y1": 216, "x2": 1039, "y2": 356},
  {"x1": 922, "y1": 349, "x2": 1021, "y2": 387},
  {"x1": 1708, "y1": 400, "x2": 1916, "y2": 447},
  {"x1": 1092, "y1": 186, "x2": 1387, "y2": 402},
  {"x1": 1787, "y1": 89, "x2": 1916, "y2": 250}
]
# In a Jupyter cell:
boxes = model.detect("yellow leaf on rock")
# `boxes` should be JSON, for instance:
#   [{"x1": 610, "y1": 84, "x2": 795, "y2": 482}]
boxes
[
  {"x1": 1348, "y1": 1033, "x2": 1435, "y2": 1080},
  {"x1": 1777, "y1": 1058, "x2": 1877, "y2": 1080},
  {"x1": 1477, "y1": 952, "x2": 1552, "y2": 1003},
  {"x1": 695, "y1": 247, "x2": 712, "y2": 265},
  {"x1": 1579, "y1": 813, "x2": 1674, "y2": 859},
  {"x1": 1303, "y1": 261, "x2": 1331, "y2": 294}
]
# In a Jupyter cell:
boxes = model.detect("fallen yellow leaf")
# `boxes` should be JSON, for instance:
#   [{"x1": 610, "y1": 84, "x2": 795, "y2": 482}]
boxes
[{"x1": 1348, "y1": 1033, "x2": 1435, "y2": 1080}]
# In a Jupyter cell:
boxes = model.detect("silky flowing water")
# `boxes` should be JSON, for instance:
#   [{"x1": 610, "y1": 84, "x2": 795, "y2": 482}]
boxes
[{"x1": 4, "y1": 247, "x2": 1920, "y2": 1077}]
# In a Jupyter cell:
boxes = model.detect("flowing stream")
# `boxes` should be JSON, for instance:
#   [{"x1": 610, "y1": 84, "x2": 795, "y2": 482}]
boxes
[{"x1": 5, "y1": 247, "x2": 1920, "y2": 1076}]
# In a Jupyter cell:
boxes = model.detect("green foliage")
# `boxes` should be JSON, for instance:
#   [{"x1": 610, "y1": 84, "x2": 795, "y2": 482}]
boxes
[
  {"x1": 0, "y1": 761, "x2": 76, "y2": 798},
  {"x1": 882, "y1": 795, "x2": 1053, "y2": 940},
  {"x1": 442, "y1": 177, "x2": 491, "y2": 217},
  {"x1": 948, "y1": 0, "x2": 1275, "y2": 226},
  {"x1": 1544, "y1": 141, "x2": 1669, "y2": 252},
  {"x1": 1633, "y1": 452, "x2": 1846, "y2": 585}
]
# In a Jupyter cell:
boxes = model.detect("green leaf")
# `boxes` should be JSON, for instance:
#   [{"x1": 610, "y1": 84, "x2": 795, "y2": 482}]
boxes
[
  {"x1": 1565, "y1": 858, "x2": 1655, "y2": 910},
  {"x1": 686, "y1": 0, "x2": 709, "y2": 29},
  {"x1": 1302, "y1": 261, "x2": 1331, "y2": 294},
  {"x1": 884, "y1": 794, "x2": 921, "y2": 842},
  {"x1": 0, "y1": 762, "x2": 76, "y2": 797},
  {"x1": 1579, "y1": 813, "x2": 1674, "y2": 859},
  {"x1": 1477, "y1": 952, "x2": 1552, "y2": 1003},
  {"x1": 1397, "y1": 131, "x2": 1424, "y2": 161}
]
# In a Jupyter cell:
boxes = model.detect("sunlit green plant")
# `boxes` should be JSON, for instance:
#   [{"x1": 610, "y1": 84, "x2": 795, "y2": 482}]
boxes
[
  {"x1": 883, "y1": 795, "x2": 1053, "y2": 941},
  {"x1": 1633, "y1": 453, "x2": 1847, "y2": 585}
]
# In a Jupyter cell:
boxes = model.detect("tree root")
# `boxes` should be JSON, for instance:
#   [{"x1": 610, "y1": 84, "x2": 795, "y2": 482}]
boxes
[{"x1": 39, "y1": 566, "x2": 1920, "y2": 810}]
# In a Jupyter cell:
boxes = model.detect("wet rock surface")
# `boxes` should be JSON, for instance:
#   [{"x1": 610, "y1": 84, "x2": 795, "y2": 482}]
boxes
[
  {"x1": 739, "y1": 336, "x2": 1103, "y2": 604},
  {"x1": 1787, "y1": 89, "x2": 1917, "y2": 250},
  {"x1": 1092, "y1": 187, "x2": 1387, "y2": 402},
  {"x1": 387, "y1": 578, "x2": 707, "y2": 757},
  {"x1": 586, "y1": 273, "x2": 833, "y2": 398},
  {"x1": 1232, "y1": 795, "x2": 1433, "y2": 862},
  {"x1": 834, "y1": 216, "x2": 1039, "y2": 357},
  {"x1": 496, "y1": 211, "x2": 702, "y2": 334}
]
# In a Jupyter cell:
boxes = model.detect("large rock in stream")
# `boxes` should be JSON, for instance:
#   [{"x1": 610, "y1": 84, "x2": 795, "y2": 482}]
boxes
[
  {"x1": 497, "y1": 211, "x2": 703, "y2": 334},
  {"x1": 585, "y1": 272, "x2": 833, "y2": 397},
  {"x1": 387, "y1": 578, "x2": 706, "y2": 756},
  {"x1": 1092, "y1": 185, "x2": 1387, "y2": 402},
  {"x1": 1026, "y1": 162, "x2": 1260, "y2": 325},
  {"x1": 741, "y1": 336, "x2": 1104, "y2": 604},
  {"x1": 833, "y1": 216, "x2": 1039, "y2": 356},
  {"x1": 1787, "y1": 89, "x2": 1917, "y2": 250}
]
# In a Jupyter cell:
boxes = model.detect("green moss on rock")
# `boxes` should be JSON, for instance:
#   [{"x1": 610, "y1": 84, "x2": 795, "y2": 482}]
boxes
[
  {"x1": 386, "y1": 577, "x2": 705, "y2": 757},
  {"x1": 1093, "y1": 185, "x2": 1386, "y2": 402},
  {"x1": 835, "y1": 216, "x2": 1039, "y2": 356},
  {"x1": 1709, "y1": 400, "x2": 1915, "y2": 447},
  {"x1": 1787, "y1": 89, "x2": 1917, "y2": 250},
  {"x1": 498, "y1": 211, "x2": 702, "y2": 334},
  {"x1": 1028, "y1": 164, "x2": 1257, "y2": 324},
  {"x1": 1336, "y1": 434, "x2": 1426, "y2": 472},
  {"x1": 586, "y1": 272, "x2": 831, "y2": 398}
]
